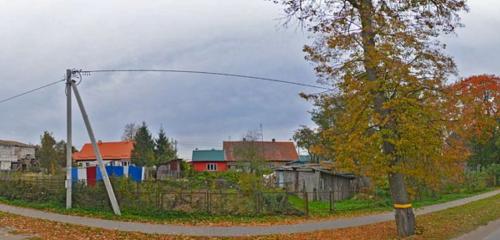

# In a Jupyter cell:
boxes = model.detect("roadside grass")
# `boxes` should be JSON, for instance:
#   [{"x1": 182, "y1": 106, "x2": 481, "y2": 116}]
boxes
[
  {"x1": 0, "y1": 188, "x2": 495, "y2": 226},
  {"x1": 288, "y1": 188, "x2": 494, "y2": 216},
  {"x1": 411, "y1": 193, "x2": 500, "y2": 239},
  {"x1": 0, "y1": 192, "x2": 498, "y2": 239},
  {"x1": 0, "y1": 197, "x2": 298, "y2": 226},
  {"x1": 262, "y1": 192, "x2": 500, "y2": 240}
]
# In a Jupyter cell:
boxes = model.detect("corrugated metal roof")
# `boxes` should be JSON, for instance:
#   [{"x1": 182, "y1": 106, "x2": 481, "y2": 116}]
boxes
[
  {"x1": 274, "y1": 163, "x2": 356, "y2": 179},
  {"x1": 192, "y1": 149, "x2": 225, "y2": 162}
]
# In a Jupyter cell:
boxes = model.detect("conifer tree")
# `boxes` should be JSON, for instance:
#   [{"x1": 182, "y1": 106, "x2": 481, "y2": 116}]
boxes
[
  {"x1": 155, "y1": 127, "x2": 177, "y2": 164},
  {"x1": 131, "y1": 122, "x2": 156, "y2": 167}
]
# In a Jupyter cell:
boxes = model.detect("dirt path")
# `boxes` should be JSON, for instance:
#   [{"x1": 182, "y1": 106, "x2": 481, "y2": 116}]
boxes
[{"x1": 0, "y1": 189, "x2": 498, "y2": 237}]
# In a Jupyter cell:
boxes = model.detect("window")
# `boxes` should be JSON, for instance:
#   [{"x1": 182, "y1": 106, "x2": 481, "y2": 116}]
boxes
[{"x1": 207, "y1": 163, "x2": 217, "y2": 171}]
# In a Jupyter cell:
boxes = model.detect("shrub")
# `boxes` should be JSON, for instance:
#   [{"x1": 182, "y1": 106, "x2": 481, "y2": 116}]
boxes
[
  {"x1": 484, "y1": 164, "x2": 500, "y2": 186},
  {"x1": 464, "y1": 171, "x2": 489, "y2": 193},
  {"x1": 0, "y1": 178, "x2": 64, "y2": 203}
]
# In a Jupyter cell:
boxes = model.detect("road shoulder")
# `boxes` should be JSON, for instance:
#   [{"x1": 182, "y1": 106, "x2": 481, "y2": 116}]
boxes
[{"x1": 453, "y1": 218, "x2": 500, "y2": 240}]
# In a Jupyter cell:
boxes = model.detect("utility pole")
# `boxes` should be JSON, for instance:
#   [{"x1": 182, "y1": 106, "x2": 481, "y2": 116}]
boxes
[
  {"x1": 65, "y1": 69, "x2": 73, "y2": 209},
  {"x1": 70, "y1": 75, "x2": 121, "y2": 215}
]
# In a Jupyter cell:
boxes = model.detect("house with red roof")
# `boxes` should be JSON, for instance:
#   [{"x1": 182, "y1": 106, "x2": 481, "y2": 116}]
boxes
[
  {"x1": 73, "y1": 141, "x2": 134, "y2": 167},
  {"x1": 223, "y1": 139, "x2": 299, "y2": 169}
]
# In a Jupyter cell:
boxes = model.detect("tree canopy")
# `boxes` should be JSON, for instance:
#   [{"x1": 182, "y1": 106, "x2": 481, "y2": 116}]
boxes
[
  {"x1": 274, "y1": 0, "x2": 468, "y2": 236},
  {"x1": 155, "y1": 127, "x2": 178, "y2": 164},
  {"x1": 446, "y1": 75, "x2": 499, "y2": 143},
  {"x1": 38, "y1": 131, "x2": 58, "y2": 175},
  {"x1": 131, "y1": 122, "x2": 156, "y2": 167},
  {"x1": 446, "y1": 75, "x2": 500, "y2": 168},
  {"x1": 122, "y1": 123, "x2": 139, "y2": 141},
  {"x1": 129, "y1": 122, "x2": 178, "y2": 167}
]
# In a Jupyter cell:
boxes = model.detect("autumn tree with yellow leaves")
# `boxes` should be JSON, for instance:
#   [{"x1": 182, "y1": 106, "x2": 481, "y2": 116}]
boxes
[{"x1": 273, "y1": 0, "x2": 469, "y2": 237}]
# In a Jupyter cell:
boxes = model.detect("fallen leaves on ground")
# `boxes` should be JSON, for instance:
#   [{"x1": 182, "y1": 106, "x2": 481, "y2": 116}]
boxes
[{"x1": 0, "y1": 194, "x2": 498, "y2": 240}]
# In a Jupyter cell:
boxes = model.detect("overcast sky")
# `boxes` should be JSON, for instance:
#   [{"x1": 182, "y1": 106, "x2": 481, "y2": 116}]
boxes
[{"x1": 1, "y1": 0, "x2": 499, "y2": 158}]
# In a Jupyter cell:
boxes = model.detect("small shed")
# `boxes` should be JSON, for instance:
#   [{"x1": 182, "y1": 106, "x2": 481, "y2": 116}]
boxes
[
  {"x1": 275, "y1": 164, "x2": 357, "y2": 201},
  {"x1": 191, "y1": 149, "x2": 227, "y2": 172},
  {"x1": 156, "y1": 159, "x2": 183, "y2": 179}
]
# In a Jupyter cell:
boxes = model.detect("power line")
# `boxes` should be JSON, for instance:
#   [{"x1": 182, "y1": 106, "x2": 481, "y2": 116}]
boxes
[
  {"x1": 79, "y1": 69, "x2": 332, "y2": 90},
  {"x1": 0, "y1": 79, "x2": 65, "y2": 105},
  {"x1": 0, "y1": 69, "x2": 332, "y2": 105}
]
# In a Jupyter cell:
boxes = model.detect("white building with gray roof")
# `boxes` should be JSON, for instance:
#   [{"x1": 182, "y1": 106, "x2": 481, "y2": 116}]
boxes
[{"x1": 0, "y1": 140, "x2": 36, "y2": 170}]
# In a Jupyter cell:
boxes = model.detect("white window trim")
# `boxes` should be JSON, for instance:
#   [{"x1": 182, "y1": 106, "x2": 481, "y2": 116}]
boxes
[{"x1": 207, "y1": 163, "x2": 217, "y2": 171}]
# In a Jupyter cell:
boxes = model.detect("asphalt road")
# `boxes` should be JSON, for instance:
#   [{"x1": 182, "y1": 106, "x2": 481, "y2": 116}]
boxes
[
  {"x1": 0, "y1": 189, "x2": 498, "y2": 237},
  {"x1": 453, "y1": 219, "x2": 500, "y2": 240}
]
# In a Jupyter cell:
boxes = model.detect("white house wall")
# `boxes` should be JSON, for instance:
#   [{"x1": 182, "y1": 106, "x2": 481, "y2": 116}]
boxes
[{"x1": 0, "y1": 145, "x2": 35, "y2": 170}]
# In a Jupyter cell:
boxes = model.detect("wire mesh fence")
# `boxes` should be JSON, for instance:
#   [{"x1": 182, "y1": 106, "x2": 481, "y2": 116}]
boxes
[{"x1": 0, "y1": 175, "x2": 363, "y2": 217}]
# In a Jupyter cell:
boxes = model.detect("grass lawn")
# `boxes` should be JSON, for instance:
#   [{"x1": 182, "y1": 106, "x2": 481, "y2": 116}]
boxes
[
  {"x1": 0, "y1": 188, "x2": 495, "y2": 226},
  {"x1": 0, "y1": 192, "x2": 498, "y2": 239}
]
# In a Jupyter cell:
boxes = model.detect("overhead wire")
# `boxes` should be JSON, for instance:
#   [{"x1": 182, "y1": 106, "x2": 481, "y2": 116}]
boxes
[
  {"x1": 0, "y1": 79, "x2": 65, "y2": 105},
  {"x1": 1, "y1": 68, "x2": 333, "y2": 105},
  {"x1": 79, "y1": 69, "x2": 333, "y2": 91}
]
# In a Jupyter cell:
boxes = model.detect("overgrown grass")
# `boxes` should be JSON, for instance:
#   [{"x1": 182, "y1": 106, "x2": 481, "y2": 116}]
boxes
[
  {"x1": 0, "y1": 197, "x2": 298, "y2": 225},
  {"x1": 0, "y1": 188, "x2": 495, "y2": 226},
  {"x1": 288, "y1": 188, "x2": 496, "y2": 216}
]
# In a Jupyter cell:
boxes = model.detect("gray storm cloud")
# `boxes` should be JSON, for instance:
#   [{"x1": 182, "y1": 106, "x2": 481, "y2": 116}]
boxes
[{"x1": 0, "y1": 0, "x2": 499, "y2": 158}]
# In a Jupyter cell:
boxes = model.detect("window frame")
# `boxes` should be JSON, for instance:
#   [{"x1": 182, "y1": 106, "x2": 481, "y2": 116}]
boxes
[{"x1": 207, "y1": 163, "x2": 217, "y2": 171}]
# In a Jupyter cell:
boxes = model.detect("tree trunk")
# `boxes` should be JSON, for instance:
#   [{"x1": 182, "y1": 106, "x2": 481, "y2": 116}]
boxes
[
  {"x1": 389, "y1": 173, "x2": 416, "y2": 237},
  {"x1": 358, "y1": 1, "x2": 416, "y2": 236}
]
